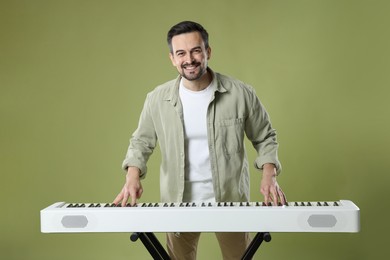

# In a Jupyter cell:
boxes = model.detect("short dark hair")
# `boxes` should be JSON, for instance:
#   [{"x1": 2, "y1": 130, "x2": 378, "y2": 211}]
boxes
[{"x1": 167, "y1": 21, "x2": 209, "y2": 53}]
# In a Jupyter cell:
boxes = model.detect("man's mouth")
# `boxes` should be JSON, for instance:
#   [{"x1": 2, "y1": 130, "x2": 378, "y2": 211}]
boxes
[{"x1": 182, "y1": 62, "x2": 201, "y2": 70}]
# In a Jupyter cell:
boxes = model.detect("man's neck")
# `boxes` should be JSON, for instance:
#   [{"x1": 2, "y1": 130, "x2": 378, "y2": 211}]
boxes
[{"x1": 182, "y1": 70, "x2": 212, "y2": 92}]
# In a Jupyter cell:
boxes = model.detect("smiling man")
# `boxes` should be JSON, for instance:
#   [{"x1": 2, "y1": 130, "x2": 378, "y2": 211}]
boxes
[
  {"x1": 114, "y1": 21, "x2": 286, "y2": 260},
  {"x1": 169, "y1": 31, "x2": 211, "y2": 87}
]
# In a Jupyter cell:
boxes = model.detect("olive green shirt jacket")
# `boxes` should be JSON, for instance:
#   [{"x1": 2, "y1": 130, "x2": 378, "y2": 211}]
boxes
[{"x1": 122, "y1": 68, "x2": 281, "y2": 203}]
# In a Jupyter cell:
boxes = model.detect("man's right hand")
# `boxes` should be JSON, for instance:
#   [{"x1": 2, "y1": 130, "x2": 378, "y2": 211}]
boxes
[{"x1": 113, "y1": 166, "x2": 143, "y2": 207}]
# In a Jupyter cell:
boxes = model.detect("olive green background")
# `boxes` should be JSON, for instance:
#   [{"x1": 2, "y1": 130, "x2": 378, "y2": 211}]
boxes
[{"x1": 1, "y1": 0, "x2": 389, "y2": 259}]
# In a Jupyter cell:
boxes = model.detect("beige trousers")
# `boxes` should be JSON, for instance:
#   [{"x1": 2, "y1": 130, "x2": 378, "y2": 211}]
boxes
[{"x1": 166, "y1": 232, "x2": 251, "y2": 260}]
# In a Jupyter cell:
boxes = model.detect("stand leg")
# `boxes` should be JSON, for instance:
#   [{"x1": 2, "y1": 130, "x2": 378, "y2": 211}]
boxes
[
  {"x1": 241, "y1": 232, "x2": 271, "y2": 260},
  {"x1": 130, "y1": 232, "x2": 170, "y2": 260},
  {"x1": 131, "y1": 231, "x2": 270, "y2": 260}
]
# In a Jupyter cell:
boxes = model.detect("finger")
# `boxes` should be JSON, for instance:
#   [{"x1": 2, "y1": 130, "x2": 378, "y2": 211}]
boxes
[
  {"x1": 260, "y1": 185, "x2": 269, "y2": 205},
  {"x1": 136, "y1": 188, "x2": 143, "y2": 199},
  {"x1": 121, "y1": 191, "x2": 130, "y2": 207},
  {"x1": 271, "y1": 189, "x2": 278, "y2": 206},
  {"x1": 276, "y1": 189, "x2": 284, "y2": 205},
  {"x1": 280, "y1": 190, "x2": 287, "y2": 205},
  {"x1": 130, "y1": 189, "x2": 137, "y2": 206},
  {"x1": 113, "y1": 192, "x2": 123, "y2": 205},
  {"x1": 263, "y1": 192, "x2": 270, "y2": 206}
]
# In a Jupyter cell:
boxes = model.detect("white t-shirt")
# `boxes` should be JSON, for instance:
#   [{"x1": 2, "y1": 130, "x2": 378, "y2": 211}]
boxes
[{"x1": 179, "y1": 79, "x2": 216, "y2": 203}]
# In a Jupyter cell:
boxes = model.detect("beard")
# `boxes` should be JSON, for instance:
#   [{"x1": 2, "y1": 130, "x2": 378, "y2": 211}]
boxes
[{"x1": 180, "y1": 61, "x2": 207, "y2": 81}]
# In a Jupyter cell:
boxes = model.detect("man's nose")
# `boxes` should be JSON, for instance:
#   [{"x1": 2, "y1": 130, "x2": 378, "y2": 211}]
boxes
[{"x1": 185, "y1": 53, "x2": 195, "y2": 64}]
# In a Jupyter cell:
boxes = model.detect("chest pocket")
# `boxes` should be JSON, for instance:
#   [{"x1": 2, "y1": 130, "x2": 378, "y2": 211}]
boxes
[{"x1": 216, "y1": 118, "x2": 245, "y2": 155}]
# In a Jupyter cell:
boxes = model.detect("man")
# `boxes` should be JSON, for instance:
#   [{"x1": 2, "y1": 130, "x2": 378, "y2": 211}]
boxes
[{"x1": 114, "y1": 21, "x2": 286, "y2": 260}]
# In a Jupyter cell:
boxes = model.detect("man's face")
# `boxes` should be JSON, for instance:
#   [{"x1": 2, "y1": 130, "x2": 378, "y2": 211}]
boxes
[{"x1": 169, "y1": 31, "x2": 211, "y2": 81}]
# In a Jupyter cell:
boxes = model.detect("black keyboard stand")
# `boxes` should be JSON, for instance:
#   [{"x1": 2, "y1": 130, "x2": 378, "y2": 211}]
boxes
[
  {"x1": 241, "y1": 232, "x2": 271, "y2": 260},
  {"x1": 130, "y1": 232, "x2": 271, "y2": 260},
  {"x1": 130, "y1": 232, "x2": 170, "y2": 260}
]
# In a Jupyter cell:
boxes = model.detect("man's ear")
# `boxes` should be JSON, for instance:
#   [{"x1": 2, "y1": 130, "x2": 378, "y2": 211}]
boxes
[
  {"x1": 207, "y1": 46, "x2": 212, "y2": 60},
  {"x1": 169, "y1": 52, "x2": 176, "y2": 66}
]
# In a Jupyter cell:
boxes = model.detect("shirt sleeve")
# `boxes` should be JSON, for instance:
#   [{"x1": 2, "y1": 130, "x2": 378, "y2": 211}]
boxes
[
  {"x1": 121, "y1": 93, "x2": 157, "y2": 178},
  {"x1": 244, "y1": 87, "x2": 282, "y2": 175}
]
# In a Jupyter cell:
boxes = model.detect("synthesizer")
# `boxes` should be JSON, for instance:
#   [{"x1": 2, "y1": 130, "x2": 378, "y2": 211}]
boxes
[{"x1": 40, "y1": 200, "x2": 360, "y2": 233}]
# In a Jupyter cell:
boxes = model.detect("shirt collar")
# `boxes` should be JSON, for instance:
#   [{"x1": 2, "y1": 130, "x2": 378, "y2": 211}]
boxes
[{"x1": 164, "y1": 67, "x2": 227, "y2": 105}]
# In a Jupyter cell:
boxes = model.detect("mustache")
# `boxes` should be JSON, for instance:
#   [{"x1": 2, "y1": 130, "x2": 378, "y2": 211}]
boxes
[{"x1": 181, "y1": 61, "x2": 201, "y2": 69}]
